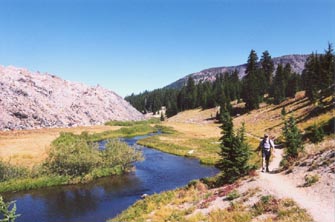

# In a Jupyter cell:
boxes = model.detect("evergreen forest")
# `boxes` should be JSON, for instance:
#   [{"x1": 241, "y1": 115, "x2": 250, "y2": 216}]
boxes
[{"x1": 125, "y1": 44, "x2": 334, "y2": 117}]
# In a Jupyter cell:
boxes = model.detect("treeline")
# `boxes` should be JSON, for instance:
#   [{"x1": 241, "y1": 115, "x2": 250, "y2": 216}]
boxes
[{"x1": 126, "y1": 44, "x2": 334, "y2": 116}]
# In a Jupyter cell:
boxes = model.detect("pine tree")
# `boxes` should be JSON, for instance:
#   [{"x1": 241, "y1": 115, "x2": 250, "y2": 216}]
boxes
[
  {"x1": 229, "y1": 69, "x2": 241, "y2": 101},
  {"x1": 242, "y1": 50, "x2": 262, "y2": 110},
  {"x1": 309, "y1": 123, "x2": 324, "y2": 144},
  {"x1": 185, "y1": 76, "x2": 197, "y2": 109},
  {"x1": 302, "y1": 52, "x2": 321, "y2": 102},
  {"x1": 218, "y1": 110, "x2": 250, "y2": 183},
  {"x1": 260, "y1": 50, "x2": 274, "y2": 93},
  {"x1": 282, "y1": 116, "x2": 303, "y2": 159},
  {"x1": 286, "y1": 72, "x2": 301, "y2": 98},
  {"x1": 320, "y1": 43, "x2": 335, "y2": 96},
  {"x1": 272, "y1": 64, "x2": 286, "y2": 104}
]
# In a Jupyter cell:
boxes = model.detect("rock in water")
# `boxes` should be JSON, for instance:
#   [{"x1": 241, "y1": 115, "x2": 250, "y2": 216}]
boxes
[{"x1": 0, "y1": 65, "x2": 144, "y2": 130}]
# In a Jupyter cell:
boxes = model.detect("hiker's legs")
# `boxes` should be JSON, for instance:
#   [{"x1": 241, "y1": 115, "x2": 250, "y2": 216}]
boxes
[
  {"x1": 261, "y1": 151, "x2": 266, "y2": 171},
  {"x1": 265, "y1": 151, "x2": 271, "y2": 172}
]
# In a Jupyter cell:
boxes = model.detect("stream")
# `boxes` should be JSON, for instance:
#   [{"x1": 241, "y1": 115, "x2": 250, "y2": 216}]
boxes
[{"x1": 3, "y1": 134, "x2": 219, "y2": 222}]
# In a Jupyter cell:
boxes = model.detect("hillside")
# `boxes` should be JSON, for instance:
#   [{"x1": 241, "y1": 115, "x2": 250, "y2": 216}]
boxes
[
  {"x1": 166, "y1": 54, "x2": 308, "y2": 89},
  {"x1": 0, "y1": 65, "x2": 144, "y2": 130},
  {"x1": 111, "y1": 92, "x2": 334, "y2": 222}
]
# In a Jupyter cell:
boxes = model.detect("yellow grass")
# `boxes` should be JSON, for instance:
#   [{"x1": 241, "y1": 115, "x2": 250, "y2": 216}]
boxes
[
  {"x1": 140, "y1": 108, "x2": 223, "y2": 164},
  {"x1": 234, "y1": 93, "x2": 334, "y2": 140},
  {"x1": 1, "y1": 92, "x2": 333, "y2": 168},
  {"x1": 0, "y1": 125, "x2": 119, "y2": 167}
]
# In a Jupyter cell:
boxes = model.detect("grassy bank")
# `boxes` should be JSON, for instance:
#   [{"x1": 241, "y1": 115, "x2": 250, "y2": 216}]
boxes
[
  {"x1": 0, "y1": 176, "x2": 69, "y2": 193},
  {"x1": 137, "y1": 123, "x2": 260, "y2": 167},
  {"x1": 138, "y1": 135, "x2": 221, "y2": 165},
  {"x1": 109, "y1": 181, "x2": 312, "y2": 222},
  {"x1": 0, "y1": 120, "x2": 160, "y2": 193},
  {"x1": 89, "y1": 122, "x2": 161, "y2": 141}
]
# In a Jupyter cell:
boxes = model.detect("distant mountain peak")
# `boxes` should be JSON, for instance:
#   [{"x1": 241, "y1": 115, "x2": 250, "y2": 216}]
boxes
[{"x1": 166, "y1": 54, "x2": 309, "y2": 89}]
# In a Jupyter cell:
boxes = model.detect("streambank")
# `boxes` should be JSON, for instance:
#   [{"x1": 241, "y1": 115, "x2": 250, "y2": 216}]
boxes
[{"x1": 2, "y1": 134, "x2": 219, "y2": 222}]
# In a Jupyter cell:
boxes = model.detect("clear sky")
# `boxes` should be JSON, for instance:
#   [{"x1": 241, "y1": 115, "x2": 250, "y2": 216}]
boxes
[{"x1": 1, "y1": 0, "x2": 334, "y2": 97}]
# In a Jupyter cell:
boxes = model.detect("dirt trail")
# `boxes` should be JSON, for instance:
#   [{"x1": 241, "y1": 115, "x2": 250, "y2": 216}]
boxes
[{"x1": 258, "y1": 148, "x2": 334, "y2": 222}]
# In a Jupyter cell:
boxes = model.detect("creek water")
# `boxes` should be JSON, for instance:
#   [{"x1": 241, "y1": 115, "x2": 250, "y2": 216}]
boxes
[{"x1": 3, "y1": 134, "x2": 219, "y2": 222}]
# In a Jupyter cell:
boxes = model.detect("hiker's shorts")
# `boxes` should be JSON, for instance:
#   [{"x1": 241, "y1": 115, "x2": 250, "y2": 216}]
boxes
[{"x1": 262, "y1": 149, "x2": 271, "y2": 161}]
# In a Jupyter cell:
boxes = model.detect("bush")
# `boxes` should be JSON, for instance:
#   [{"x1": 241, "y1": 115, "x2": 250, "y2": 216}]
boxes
[
  {"x1": 226, "y1": 190, "x2": 240, "y2": 200},
  {"x1": 101, "y1": 139, "x2": 143, "y2": 171},
  {"x1": 0, "y1": 196, "x2": 20, "y2": 222},
  {"x1": 309, "y1": 124, "x2": 324, "y2": 143},
  {"x1": 44, "y1": 133, "x2": 143, "y2": 177},
  {"x1": 303, "y1": 174, "x2": 319, "y2": 187},
  {"x1": 0, "y1": 160, "x2": 29, "y2": 182},
  {"x1": 45, "y1": 132, "x2": 100, "y2": 176}
]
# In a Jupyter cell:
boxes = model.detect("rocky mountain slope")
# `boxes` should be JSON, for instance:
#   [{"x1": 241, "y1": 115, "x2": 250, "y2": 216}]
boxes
[
  {"x1": 0, "y1": 65, "x2": 144, "y2": 130},
  {"x1": 166, "y1": 54, "x2": 308, "y2": 89}
]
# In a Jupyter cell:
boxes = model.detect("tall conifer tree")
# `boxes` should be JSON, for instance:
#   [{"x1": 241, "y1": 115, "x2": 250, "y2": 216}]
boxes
[
  {"x1": 218, "y1": 109, "x2": 250, "y2": 183},
  {"x1": 242, "y1": 50, "x2": 262, "y2": 110},
  {"x1": 260, "y1": 50, "x2": 274, "y2": 93}
]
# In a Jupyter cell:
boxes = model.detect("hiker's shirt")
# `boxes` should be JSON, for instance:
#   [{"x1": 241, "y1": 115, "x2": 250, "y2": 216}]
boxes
[{"x1": 261, "y1": 139, "x2": 274, "y2": 151}]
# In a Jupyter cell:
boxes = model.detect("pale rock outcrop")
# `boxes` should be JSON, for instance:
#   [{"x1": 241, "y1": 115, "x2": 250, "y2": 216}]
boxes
[{"x1": 0, "y1": 65, "x2": 144, "y2": 130}]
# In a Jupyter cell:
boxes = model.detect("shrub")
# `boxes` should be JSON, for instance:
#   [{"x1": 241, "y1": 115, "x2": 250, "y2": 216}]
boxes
[
  {"x1": 226, "y1": 190, "x2": 240, "y2": 201},
  {"x1": 252, "y1": 195, "x2": 279, "y2": 216},
  {"x1": 44, "y1": 133, "x2": 143, "y2": 177},
  {"x1": 101, "y1": 139, "x2": 143, "y2": 171},
  {"x1": 0, "y1": 196, "x2": 20, "y2": 222},
  {"x1": 45, "y1": 132, "x2": 100, "y2": 176},
  {"x1": 303, "y1": 174, "x2": 319, "y2": 187},
  {"x1": 0, "y1": 160, "x2": 29, "y2": 182},
  {"x1": 309, "y1": 124, "x2": 324, "y2": 143}
]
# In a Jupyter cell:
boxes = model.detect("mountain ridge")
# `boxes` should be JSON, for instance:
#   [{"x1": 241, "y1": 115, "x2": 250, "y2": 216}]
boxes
[
  {"x1": 166, "y1": 54, "x2": 309, "y2": 89},
  {"x1": 0, "y1": 65, "x2": 144, "y2": 130}
]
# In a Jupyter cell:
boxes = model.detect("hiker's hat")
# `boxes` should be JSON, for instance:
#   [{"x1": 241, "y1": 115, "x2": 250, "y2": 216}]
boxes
[{"x1": 264, "y1": 133, "x2": 269, "y2": 138}]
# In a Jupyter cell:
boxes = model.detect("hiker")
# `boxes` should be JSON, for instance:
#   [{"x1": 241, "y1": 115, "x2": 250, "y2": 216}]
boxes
[{"x1": 259, "y1": 133, "x2": 275, "y2": 172}]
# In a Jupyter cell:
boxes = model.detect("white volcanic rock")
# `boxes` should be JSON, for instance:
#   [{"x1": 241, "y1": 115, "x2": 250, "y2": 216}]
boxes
[{"x1": 0, "y1": 65, "x2": 144, "y2": 130}]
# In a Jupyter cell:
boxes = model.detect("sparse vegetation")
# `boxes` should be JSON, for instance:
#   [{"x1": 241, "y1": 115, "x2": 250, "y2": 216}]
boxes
[
  {"x1": 303, "y1": 174, "x2": 319, "y2": 187},
  {"x1": 226, "y1": 190, "x2": 240, "y2": 200},
  {"x1": 109, "y1": 180, "x2": 313, "y2": 222}
]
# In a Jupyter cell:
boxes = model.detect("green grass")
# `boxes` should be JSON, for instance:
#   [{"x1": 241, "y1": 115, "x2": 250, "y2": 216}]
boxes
[
  {"x1": 0, "y1": 122, "x2": 155, "y2": 193},
  {"x1": 0, "y1": 165, "x2": 126, "y2": 193},
  {"x1": 137, "y1": 135, "x2": 221, "y2": 165},
  {"x1": 89, "y1": 124, "x2": 161, "y2": 141},
  {"x1": 105, "y1": 118, "x2": 160, "y2": 126},
  {"x1": 0, "y1": 176, "x2": 69, "y2": 193}
]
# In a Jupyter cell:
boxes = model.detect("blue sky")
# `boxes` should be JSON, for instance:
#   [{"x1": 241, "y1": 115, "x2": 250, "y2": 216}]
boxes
[{"x1": 1, "y1": 0, "x2": 334, "y2": 97}]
